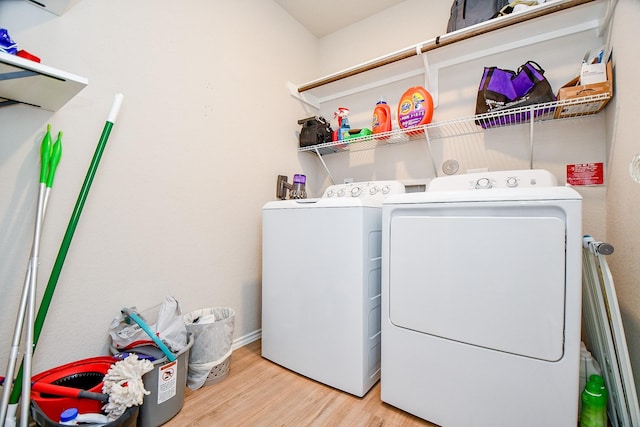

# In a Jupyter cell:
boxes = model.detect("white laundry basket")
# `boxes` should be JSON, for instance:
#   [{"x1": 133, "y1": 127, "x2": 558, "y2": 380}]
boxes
[{"x1": 184, "y1": 307, "x2": 235, "y2": 389}]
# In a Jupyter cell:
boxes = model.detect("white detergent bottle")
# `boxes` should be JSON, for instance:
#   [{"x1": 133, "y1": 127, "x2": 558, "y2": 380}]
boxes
[
  {"x1": 580, "y1": 342, "x2": 602, "y2": 398},
  {"x1": 579, "y1": 342, "x2": 603, "y2": 419},
  {"x1": 59, "y1": 407, "x2": 110, "y2": 425}
]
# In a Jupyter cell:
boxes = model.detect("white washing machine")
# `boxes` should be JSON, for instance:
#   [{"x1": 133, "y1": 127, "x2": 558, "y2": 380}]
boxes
[
  {"x1": 381, "y1": 170, "x2": 582, "y2": 427},
  {"x1": 262, "y1": 180, "x2": 404, "y2": 397}
]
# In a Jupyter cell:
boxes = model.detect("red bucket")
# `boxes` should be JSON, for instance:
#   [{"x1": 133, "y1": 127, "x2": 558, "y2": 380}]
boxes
[{"x1": 30, "y1": 356, "x2": 118, "y2": 421}]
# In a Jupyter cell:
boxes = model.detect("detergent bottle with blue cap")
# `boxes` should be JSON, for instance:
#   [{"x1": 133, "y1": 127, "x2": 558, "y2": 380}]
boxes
[{"x1": 59, "y1": 408, "x2": 110, "y2": 425}]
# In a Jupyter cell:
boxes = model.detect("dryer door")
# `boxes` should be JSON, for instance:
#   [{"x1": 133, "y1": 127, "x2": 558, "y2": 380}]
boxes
[{"x1": 388, "y1": 203, "x2": 567, "y2": 361}]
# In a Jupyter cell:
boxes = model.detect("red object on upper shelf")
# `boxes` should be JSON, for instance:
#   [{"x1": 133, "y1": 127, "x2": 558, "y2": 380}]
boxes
[{"x1": 16, "y1": 49, "x2": 41, "y2": 63}]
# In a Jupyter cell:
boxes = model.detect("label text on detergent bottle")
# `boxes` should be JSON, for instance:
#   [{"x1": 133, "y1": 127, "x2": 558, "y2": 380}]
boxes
[{"x1": 399, "y1": 92, "x2": 426, "y2": 128}]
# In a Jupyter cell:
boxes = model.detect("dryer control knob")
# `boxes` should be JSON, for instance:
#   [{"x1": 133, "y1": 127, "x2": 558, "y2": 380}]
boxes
[
  {"x1": 381, "y1": 185, "x2": 391, "y2": 194},
  {"x1": 351, "y1": 186, "x2": 362, "y2": 197},
  {"x1": 369, "y1": 186, "x2": 379, "y2": 195},
  {"x1": 506, "y1": 177, "x2": 519, "y2": 187},
  {"x1": 337, "y1": 189, "x2": 345, "y2": 197},
  {"x1": 326, "y1": 189, "x2": 335, "y2": 197},
  {"x1": 475, "y1": 178, "x2": 492, "y2": 189}
]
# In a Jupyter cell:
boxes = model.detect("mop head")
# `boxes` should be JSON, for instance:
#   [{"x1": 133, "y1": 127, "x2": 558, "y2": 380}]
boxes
[{"x1": 102, "y1": 354, "x2": 154, "y2": 420}]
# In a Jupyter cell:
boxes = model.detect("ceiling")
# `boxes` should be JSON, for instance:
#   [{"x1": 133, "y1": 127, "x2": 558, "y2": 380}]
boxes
[{"x1": 273, "y1": 0, "x2": 407, "y2": 38}]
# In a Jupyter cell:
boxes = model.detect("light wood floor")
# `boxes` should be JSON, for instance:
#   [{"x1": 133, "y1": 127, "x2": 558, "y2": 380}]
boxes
[{"x1": 163, "y1": 339, "x2": 437, "y2": 426}]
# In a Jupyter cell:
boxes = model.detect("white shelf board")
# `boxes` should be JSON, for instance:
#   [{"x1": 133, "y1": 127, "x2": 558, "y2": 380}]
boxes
[
  {"x1": 23, "y1": 0, "x2": 71, "y2": 16},
  {"x1": 0, "y1": 51, "x2": 88, "y2": 111}
]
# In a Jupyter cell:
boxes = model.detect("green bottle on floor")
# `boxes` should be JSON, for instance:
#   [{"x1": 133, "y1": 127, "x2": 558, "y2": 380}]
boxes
[{"x1": 580, "y1": 374, "x2": 608, "y2": 427}]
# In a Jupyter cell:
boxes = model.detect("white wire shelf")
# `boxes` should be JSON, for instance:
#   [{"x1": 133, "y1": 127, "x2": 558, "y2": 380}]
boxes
[{"x1": 299, "y1": 93, "x2": 612, "y2": 155}]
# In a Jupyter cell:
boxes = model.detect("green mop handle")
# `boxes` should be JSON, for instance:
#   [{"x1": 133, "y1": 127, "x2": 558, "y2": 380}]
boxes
[
  {"x1": 42, "y1": 132, "x2": 63, "y2": 218},
  {"x1": 46, "y1": 132, "x2": 63, "y2": 188},
  {"x1": 9, "y1": 94, "x2": 124, "y2": 406},
  {"x1": 39, "y1": 124, "x2": 52, "y2": 184}
]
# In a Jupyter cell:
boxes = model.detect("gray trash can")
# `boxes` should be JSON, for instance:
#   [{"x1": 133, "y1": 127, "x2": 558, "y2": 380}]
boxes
[{"x1": 184, "y1": 307, "x2": 235, "y2": 390}]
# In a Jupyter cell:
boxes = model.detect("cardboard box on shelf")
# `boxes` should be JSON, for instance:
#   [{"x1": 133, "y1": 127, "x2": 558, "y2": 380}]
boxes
[
  {"x1": 554, "y1": 61, "x2": 613, "y2": 119},
  {"x1": 580, "y1": 62, "x2": 607, "y2": 85}
]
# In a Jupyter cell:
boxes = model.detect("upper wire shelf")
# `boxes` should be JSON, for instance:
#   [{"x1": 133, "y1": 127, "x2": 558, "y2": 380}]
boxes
[
  {"x1": 0, "y1": 51, "x2": 88, "y2": 111},
  {"x1": 298, "y1": 93, "x2": 611, "y2": 155}
]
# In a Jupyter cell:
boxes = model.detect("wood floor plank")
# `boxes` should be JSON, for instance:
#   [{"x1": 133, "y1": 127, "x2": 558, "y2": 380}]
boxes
[{"x1": 162, "y1": 340, "x2": 437, "y2": 426}]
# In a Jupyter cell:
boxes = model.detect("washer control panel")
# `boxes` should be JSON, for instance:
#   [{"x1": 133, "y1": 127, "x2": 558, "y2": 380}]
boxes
[
  {"x1": 428, "y1": 169, "x2": 558, "y2": 192},
  {"x1": 322, "y1": 180, "x2": 405, "y2": 203}
]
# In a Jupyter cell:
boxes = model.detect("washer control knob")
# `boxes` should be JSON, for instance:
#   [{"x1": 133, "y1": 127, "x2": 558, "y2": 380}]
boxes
[
  {"x1": 506, "y1": 176, "x2": 519, "y2": 187},
  {"x1": 381, "y1": 185, "x2": 391, "y2": 194},
  {"x1": 326, "y1": 189, "x2": 334, "y2": 197},
  {"x1": 475, "y1": 178, "x2": 492, "y2": 189},
  {"x1": 351, "y1": 186, "x2": 362, "y2": 197},
  {"x1": 337, "y1": 189, "x2": 345, "y2": 197},
  {"x1": 369, "y1": 186, "x2": 379, "y2": 195}
]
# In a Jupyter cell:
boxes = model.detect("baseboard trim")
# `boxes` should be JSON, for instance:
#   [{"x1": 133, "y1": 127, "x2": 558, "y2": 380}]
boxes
[{"x1": 232, "y1": 329, "x2": 261, "y2": 350}]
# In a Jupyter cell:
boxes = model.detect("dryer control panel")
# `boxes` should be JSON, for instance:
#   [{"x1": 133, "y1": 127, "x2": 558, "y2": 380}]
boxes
[
  {"x1": 428, "y1": 169, "x2": 558, "y2": 191},
  {"x1": 322, "y1": 180, "x2": 405, "y2": 204}
]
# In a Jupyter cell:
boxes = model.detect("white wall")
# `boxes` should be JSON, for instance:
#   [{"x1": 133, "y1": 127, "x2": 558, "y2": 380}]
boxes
[
  {"x1": 605, "y1": 0, "x2": 640, "y2": 398},
  {"x1": 0, "y1": 0, "x2": 318, "y2": 374},
  {"x1": 317, "y1": 0, "x2": 453, "y2": 74}
]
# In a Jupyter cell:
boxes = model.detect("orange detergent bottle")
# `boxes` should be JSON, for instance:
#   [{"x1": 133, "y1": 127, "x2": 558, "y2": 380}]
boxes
[
  {"x1": 372, "y1": 98, "x2": 392, "y2": 138},
  {"x1": 397, "y1": 86, "x2": 434, "y2": 135}
]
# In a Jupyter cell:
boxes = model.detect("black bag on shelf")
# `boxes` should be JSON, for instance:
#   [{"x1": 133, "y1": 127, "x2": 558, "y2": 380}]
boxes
[
  {"x1": 447, "y1": 0, "x2": 510, "y2": 32},
  {"x1": 297, "y1": 116, "x2": 333, "y2": 148}
]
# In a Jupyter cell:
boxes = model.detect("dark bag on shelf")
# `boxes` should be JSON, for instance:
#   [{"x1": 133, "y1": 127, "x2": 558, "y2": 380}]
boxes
[
  {"x1": 447, "y1": 0, "x2": 510, "y2": 32},
  {"x1": 297, "y1": 116, "x2": 333, "y2": 148},
  {"x1": 475, "y1": 60, "x2": 556, "y2": 127}
]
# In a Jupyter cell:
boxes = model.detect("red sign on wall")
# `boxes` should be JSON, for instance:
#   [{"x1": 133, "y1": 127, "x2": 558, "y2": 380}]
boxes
[{"x1": 566, "y1": 163, "x2": 604, "y2": 186}]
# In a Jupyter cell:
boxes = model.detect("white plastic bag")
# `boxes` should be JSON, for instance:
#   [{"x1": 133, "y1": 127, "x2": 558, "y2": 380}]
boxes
[{"x1": 109, "y1": 296, "x2": 188, "y2": 353}]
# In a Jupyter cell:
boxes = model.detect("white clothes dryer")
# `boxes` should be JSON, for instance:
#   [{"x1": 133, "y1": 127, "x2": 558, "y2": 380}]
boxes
[
  {"x1": 262, "y1": 180, "x2": 404, "y2": 397},
  {"x1": 381, "y1": 170, "x2": 582, "y2": 427}
]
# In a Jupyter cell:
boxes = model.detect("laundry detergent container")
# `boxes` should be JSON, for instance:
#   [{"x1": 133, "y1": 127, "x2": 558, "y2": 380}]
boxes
[{"x1": 184, "y1": 307, "x2": 235, "y2": 389}]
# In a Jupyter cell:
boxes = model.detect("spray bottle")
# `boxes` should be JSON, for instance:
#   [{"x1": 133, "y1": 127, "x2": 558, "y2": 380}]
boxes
[{"x1": 335, "y1": 107, "x2": 351, "y2": 141}]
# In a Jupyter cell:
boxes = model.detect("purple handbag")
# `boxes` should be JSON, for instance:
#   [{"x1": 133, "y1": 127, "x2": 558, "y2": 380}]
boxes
[{"x1": 475, "y1": 61, "x2": 556, "y2": 128}]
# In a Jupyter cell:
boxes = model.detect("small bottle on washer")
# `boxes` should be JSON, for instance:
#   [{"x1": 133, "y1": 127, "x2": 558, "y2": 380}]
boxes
[{"x1": 289, "y1": 174, "x2": 307, "y2": 199}]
